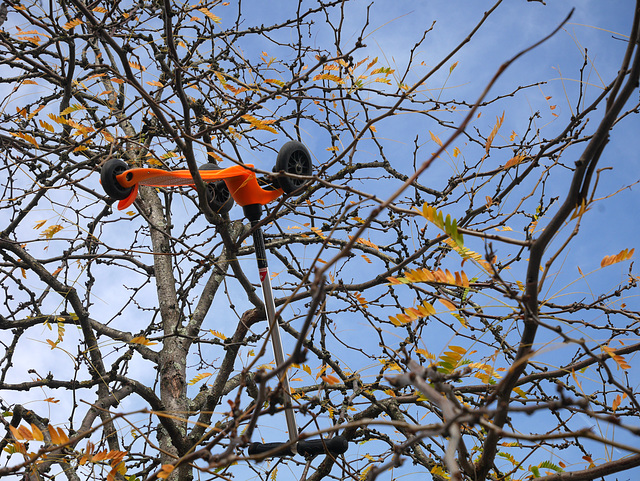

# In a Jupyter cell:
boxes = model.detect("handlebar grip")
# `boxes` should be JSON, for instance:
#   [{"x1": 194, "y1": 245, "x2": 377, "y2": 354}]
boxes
[
  {"x1": 248, "y1": 442, "x2": 294, "y2": 457},
  {"x1": 248, "y1": 436, "x2": 348, "y2": 458},
  {"x1": 297, "y1": 436, "x2": 348, "y2": 457}
]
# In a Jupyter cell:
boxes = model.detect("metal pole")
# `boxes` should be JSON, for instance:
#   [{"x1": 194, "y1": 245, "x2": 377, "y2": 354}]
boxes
[{"x1": 244, "y1": 205, "x2": 298, "y2": 451}]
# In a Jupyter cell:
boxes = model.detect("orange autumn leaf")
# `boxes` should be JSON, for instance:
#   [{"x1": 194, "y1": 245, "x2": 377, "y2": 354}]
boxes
[
  {"x1": 439, "y1": 298, "x2": 457, "y2": 311},
  {"x1": 321, "y1": 374, "x2": 340, "y2": 385},
  {"x1": 503, "y1": 155, "x2": 526, "y2": 170},
  {"x1": 601, "y1": 248, "x2": 634, "y2": 268},
  {"x1": 602, "y1": 345, "x2": 631, "y2": 370}
]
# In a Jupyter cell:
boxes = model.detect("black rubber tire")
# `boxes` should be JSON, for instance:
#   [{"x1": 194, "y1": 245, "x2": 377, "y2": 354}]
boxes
[
  {"x1": 201, "y1": 163, "x2": 234, "y2": 214},
  {"x1": 274, "y1": 141, "x2": 312, "y2": 194},
  {"x1": 101, "y1": 159, "x2": 133, "y2": 200}
]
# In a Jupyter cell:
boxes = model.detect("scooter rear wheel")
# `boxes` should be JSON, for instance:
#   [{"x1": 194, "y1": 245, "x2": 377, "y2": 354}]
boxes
[
  {"x1": 201, "y1": 163, "x2": 234, "y2": 214},
  {"x1": 101, "y1": 159, "x2": 133, "y2": 200}
]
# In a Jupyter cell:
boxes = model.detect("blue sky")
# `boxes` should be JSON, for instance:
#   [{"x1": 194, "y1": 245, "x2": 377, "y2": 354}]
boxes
[{"x1": 1, "y1": 1, "x2": 639, "y2": 480}]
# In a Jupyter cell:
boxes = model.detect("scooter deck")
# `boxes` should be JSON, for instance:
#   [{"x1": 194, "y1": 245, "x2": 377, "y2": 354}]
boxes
[{"x1": 114, "y1": 164, "x2": 283, "y2": 210}]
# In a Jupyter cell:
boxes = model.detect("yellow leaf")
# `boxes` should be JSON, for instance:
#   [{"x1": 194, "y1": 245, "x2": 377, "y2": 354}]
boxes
[
  {"x1": 39, "y1": 224, "x2": 63, "y2": 239},
  {"x1": 503, "y1": 155, "x2": 526, "y2": 170},
  {"x1": 612, "y1": 394, "x2": 622, "y2": 412},
  {"x1": 241, "y1": 114, "x2": 278, "y2": 134},
  {"x1": 310, "y1": 226, "x2": 326, "y2": 239},
  {"x1": 602, "y1": 345, "x2": 631, "y2": 370},
  {"x1": 453, "y1": 147, "x2": 460, "y2": 157},
  {"x1": 387, "y1": 268, "x2": 469, "y2": 288},
  {"x1": 11, "y1": 132, "x2": 39, "y2": 148},
  {"x1": 188, "y1": 372, "x2": 212, "y2": 385},
  {"x1": 513, "y1": 387, "x2": 528, "y2": 399},
  {"x1": 449, "y1": 61, "x2": 458, "y2": 74},
  {"x1": 129, "y1": 60, "x2": 146, "y2": 71},
  {"x1": 389, "y1": 300, "x2": 435, "y2": 327},
  {"x1": 34, "y1": 219, "x2": 47, "y2": 230},
  {"x1": 348, "y1": 236, "x2": 379, "y2": 250},
  {"x1": 27, "y1": 104, "x2": 45, "y2": 120},
  {"x1": 370, "y1": 67, "x2": 395, "y2": 75},
  {"x1": 448, "y1": 345, "x2": 467, "y2": 355},
  {"x1": 430, "y1": 131, "x2": 443, "y2": 147},
  {"x1": 485, "y1": 111, "x2": 505, "y2": 153},
  {"x1": 265, "y1": 78, "x2": 285, "y2": 87},
  {"x1": 93, "y1": 7, "x2": 108, "y2": 13},
  {"x1": 157, "y1": 464, "x2": 175, "y2": 479},
  {"x1": 48, "y1": 113, "x2": 67, "y2": 125},
  {"x1": 209, "y1": 330, "x2": 227, "y2": 340},
  {"x1": 316, "y1": 364, "x2": 328, "y2": 379},
  {"x1": 360, "y1": 465, "x2": 373, "y2": 481},
  {"x1": 312, "y1": 73, "x2": 344, "y2": 84},
  {"x1": 443, "y1": 238, "x2": 493, "y2": 273},
  {"x1": 100, "y1": 130, "x2": 115, "y2": 142},
  {"x1": 379, "y1": 359, "x2": 403, "y2": 372},
  {"x1": 48, "y1": 425, "x2": 69, "y2": 445},
  {"x1": 146, "y1": 80, "x2": 164, "y2": 87},
  {"x1": 415, "y1": 348, "x2": 435, "y2": 360},
  {"x1": 63, "y1": 18, "x2": 83, "y2": 30},
  {"x1": 39, "y1": 120, "x2": 55, "y2": 132},
  {"x1": 130, "y1": 336, "x2": 158, "y2": 346},
  {"x1": 199, "y1": 7, "x2": 221, "y2": 22},
  {"x1": 389, "y1": 313, "x2": 411, "y2": 326},
  {"x1": 353, "y1": 292, "x2": 368, "y2": 308},
  {"x1": 30, "y1": 424, "x2": 44, "y2": 441},
  {"x1": 60, "y1": 104, "x2": 86, "y2": 116},
  {"x1": 9, "y1": 425, "x2": 24, "y2": 441}
]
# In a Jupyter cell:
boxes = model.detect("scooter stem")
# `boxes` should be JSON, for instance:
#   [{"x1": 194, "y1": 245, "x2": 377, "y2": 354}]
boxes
[{"x1": 244, "y1": 204, "x2": 298, "y2": 451}]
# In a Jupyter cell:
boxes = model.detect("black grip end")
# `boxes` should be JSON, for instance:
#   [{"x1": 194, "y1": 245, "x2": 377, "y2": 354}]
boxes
[
  {"x1": 297, "y1": 436, "x2": 348, "y2": 457},
  {"x1": 248, "y1": 442, "x2": 294, "y2": 457}
]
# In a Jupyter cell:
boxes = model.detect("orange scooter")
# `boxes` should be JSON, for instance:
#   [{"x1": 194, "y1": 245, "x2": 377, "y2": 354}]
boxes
[
  {"x1": 101, "y1": 141, "x2": 348, "y2": 459},
  {"x1": 100, "y1": 141, "x2": 313, "y2": 211}
]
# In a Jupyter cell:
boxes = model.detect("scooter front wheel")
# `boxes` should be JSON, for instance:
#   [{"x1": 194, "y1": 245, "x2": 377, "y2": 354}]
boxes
[{"x1": 274, "y1": 141, "x2": 312, "y2": 195}]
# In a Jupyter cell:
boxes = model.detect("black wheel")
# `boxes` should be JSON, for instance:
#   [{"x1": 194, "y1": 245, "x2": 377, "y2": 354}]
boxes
[
  {"x1": 201, "y1": 163, "x2": 234, "y2": 214},
  {"x1": 274, "y1": 141, "x2": 312, "y2": 194},
  {"x1": 101, "y1": 159, "x2": 132, "y2": 200}
]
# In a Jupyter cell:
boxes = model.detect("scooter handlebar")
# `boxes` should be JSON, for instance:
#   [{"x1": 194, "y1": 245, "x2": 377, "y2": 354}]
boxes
[
  {"x1": 298, "y1": 436, "x2": 348, "y2": 457},
  {"x1": 248, "y1": 442, "x2": 294, "y2": 457},
  {"x1": 248, "y1": 436, "x2": 348, "y2": 458}
]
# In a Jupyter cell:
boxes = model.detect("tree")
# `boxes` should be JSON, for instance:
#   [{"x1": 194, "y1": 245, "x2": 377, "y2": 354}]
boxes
[{"x1": 1, "y1": 0, "x2": 640, "y2": 480}]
